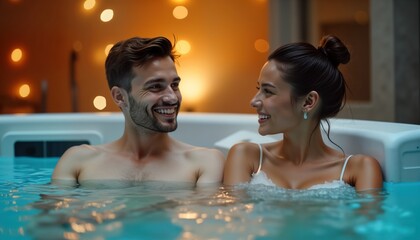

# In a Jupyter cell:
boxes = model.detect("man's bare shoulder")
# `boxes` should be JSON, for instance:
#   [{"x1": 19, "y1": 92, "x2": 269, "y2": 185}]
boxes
[
  {"x1": 175, "y1": 142, "x2": 225, "y2": 185},
  {"x1": 52, "y1": 144, "x2": 107, "y2": 181},
  {"x1": 173, "y1": 141, "x2": 225, "y2": 169},
  {"x1": 60, "y1": 144, "x2": 104, "y2": 162},
  {"x1": 176, "y1": 141, "x2": 225, "y2": 162}
]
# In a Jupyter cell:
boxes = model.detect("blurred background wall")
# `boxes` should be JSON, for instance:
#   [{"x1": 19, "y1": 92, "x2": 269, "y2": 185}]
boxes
[{"x1": 0, "y1": 0, "x2": 418, "y2": 124}]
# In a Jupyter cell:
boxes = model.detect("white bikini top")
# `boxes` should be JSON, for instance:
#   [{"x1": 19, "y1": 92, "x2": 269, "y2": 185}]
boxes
[{"x1": 250, "y1": 144, "x2": 353, "y2": 189}]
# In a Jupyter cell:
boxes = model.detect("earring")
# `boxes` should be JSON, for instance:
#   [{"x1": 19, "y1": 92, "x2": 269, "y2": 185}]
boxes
[{"x1": 303, "y1": 111, "x2": 308, "y2": 120}]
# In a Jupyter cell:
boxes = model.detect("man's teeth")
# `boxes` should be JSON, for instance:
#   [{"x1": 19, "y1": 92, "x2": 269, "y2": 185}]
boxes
[{"x1": 155, "y1": 108, "x2": 175, "y2": 114}]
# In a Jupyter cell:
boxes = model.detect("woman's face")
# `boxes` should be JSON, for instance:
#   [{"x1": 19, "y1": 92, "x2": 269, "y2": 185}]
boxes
[{"x1": 250, "y1": 60, "x2": 303, "y2": 135}]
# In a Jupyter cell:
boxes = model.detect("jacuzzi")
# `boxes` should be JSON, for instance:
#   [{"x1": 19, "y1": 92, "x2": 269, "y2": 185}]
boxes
[
  {"x1": 1, "y1": 112, "x2": 420, "y2": 239},
  {"x1": 0, "y1": 112, "x2": 419, "y2": 182}
]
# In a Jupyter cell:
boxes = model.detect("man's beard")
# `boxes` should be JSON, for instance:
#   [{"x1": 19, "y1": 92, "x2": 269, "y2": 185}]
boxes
[{"x1": 128, "y1": 95, "x2": 179, "y2": 133}]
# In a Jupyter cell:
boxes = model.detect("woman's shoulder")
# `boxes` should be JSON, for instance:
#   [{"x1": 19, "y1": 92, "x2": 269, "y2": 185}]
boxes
[
  {"x1": 346, "y1": 154, "x2": 383, "y2": 190},
  {"x1": 348, "y1": 154, "x2": 381, "y2": 168},
  {"x1": 229, "y1": 142, "x2": 262, "y2": 155},
  {"x1": 223, "y1": 142, "x2": 265, "y2": 185},
  {"x1": 228, "y1": 142, "x2": 264, "y2": 170}
]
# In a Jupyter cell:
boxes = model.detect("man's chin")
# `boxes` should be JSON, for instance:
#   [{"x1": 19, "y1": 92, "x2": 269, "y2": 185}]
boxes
[{"x1": 157, "y1": 122, "x2": 178, "y2": 133}]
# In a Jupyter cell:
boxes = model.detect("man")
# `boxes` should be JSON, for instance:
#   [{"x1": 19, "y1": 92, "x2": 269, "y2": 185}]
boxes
[{"x1": 52, "y1": 36, "x2": 225, "y2": 187}]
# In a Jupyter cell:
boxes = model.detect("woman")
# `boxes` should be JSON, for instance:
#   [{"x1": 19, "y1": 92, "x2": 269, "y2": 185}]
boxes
[{"x1": 223, "y1": 35, "x2": 383, "y2": 191}]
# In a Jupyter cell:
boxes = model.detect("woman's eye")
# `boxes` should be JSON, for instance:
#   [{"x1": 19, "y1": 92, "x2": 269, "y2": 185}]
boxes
[{"x1": 263, "y1": 89, "x2": 273, "y2": 95}]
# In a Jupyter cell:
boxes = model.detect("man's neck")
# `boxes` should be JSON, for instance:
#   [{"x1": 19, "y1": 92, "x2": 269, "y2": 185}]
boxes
[{"x1": 118, "y1": 129, "x2": 174, "y2": 159}]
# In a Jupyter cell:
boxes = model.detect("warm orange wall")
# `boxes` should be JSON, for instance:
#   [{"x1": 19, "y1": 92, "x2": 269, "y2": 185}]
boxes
[{"x1": 0, "y1": 0, "x2": 268, "y2": 114}]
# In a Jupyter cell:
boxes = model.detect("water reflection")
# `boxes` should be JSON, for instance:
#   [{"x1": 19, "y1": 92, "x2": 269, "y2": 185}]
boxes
[{"x1": 1, "y1": 167, "x2": 419, "y2": 239}]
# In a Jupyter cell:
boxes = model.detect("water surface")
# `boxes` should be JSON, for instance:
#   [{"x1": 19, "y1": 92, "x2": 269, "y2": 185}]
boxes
[{"x1": 1, "y1": 157, "x2": 419, "y2": 239}]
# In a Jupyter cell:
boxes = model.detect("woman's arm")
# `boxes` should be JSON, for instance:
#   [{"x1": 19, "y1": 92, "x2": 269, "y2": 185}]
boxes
[
  {"x1": 350, "y1": 155, "x2": 384, "y2": 191},
  {"x1": 223, "y1": 142, "x2": 260, "y2": 185}
]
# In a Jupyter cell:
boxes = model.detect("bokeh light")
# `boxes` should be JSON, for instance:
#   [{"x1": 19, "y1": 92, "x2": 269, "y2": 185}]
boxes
[
  {"x1": 105, "y1": 44, "x2": 113, "y2": 56},
  {"x1": 18, "y1": 84, "x2": 30, "y2": 98},
  {"x1": 175, "y1": 40, "x2": 191, "y2": 55},
  {"x1": 254, "y1": 39, "x2": 269, "y2": 53},
  {"x1": 173, "y1": 6, "x2": 188, "y2": 19},
  {"x1": 171, "y1": 0, "x2": 187, "y2": 3},
  {"x1": 179, "y1": 71, "x2": 207, "y2": 111},
  {"x1": 11, "y1": 48, "x2": 23, "y2": 62},
  {"x1": 93, "y1": 96, "x2": 107, "y2": 110},
  {"x1": 100, "y1": 9, "x2": 114, "y2": 22},
  {"x1": 83, "y1": 0, "x2": 95, "y2": 10}
]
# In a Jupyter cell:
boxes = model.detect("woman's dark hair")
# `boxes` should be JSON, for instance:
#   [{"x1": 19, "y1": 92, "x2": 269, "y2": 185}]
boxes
[
  {"x1": 268, "y1": 35, "x2": 350, "y2": 120},
  {"x1": 105, "y1": 36, "x2": 178, "y2": 92},
  {"x1": 268, "y1": 35, "x2": 350, "y2": 152}
]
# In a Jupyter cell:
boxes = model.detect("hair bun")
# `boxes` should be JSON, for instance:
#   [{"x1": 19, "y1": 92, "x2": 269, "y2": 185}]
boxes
[{"x1": 318, "y1": 35, "x2": 350, "y2": 67}]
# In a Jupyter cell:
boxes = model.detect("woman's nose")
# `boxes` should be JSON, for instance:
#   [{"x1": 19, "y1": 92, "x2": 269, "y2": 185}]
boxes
[{"x1": 250, "y1": 95, "x2": 261, "y2": 108}]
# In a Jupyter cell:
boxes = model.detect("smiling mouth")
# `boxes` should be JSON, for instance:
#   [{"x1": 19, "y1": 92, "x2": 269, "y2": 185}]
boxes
[
  {"x1": 258, "y1": 114, "x2": 271, "y2": 121},
  {"x1": 154, "y1": 108, "x2": 176, "y2": 115},
  {"x1": 153, "y1": 106, "x2": 178, "y2": 118}
]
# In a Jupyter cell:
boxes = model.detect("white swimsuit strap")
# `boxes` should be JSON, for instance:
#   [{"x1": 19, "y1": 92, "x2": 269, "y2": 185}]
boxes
[
  {"x1": 254, "y1": 143, "x2": 263, "y2": 175},
  {"x1": 339, "y1": 155, "x2": 353, "y2": 181}
]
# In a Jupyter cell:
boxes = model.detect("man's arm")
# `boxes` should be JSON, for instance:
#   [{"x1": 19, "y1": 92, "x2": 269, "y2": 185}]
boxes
[
  {"x1": 51, "y1": 145, "x2": 86, "y2": 186},
  {"x1": 195, "y1": 148, "x2": 225, "y2": 186}
]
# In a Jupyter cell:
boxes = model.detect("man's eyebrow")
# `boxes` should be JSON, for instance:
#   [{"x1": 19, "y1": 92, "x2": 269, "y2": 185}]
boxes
[
  {"x1": 143, "y1": 79, "x2": 167, "y2": 87},
  {"x1": 172, "y1": 77, "x2": 181, "y2": 82},
  {"x1": 144, "y1": 77, "x2": 181, "y2": 86}
]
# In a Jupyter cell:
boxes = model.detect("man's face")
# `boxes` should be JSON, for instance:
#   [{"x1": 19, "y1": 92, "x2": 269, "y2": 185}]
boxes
[{"x1": 127, "y1": 56, "x2": 182, "y2": 133}]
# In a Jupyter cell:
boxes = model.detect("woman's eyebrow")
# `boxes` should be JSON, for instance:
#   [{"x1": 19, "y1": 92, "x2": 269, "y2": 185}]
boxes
[{"x1": 261, "y1": 82, "x2": 276, "y2": 88}]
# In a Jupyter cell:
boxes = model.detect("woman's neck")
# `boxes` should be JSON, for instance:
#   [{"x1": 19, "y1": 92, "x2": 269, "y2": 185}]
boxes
[{"x1": 280, "y1": 126, "x2": 331, "y2": 165}]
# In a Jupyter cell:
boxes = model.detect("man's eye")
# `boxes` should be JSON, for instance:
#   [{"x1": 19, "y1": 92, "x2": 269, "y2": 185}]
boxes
[
  {"x1": 149, "y1": 84, "x2": 163, "y2": 90},
  {"x1": 171, "y1": 82, "x2": 180, "y2": 89}
]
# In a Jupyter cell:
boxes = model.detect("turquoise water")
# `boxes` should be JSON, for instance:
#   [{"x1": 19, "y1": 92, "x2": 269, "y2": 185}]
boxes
[{"x1": 0, "y1": 157, "x2": 419, "y2": 240}]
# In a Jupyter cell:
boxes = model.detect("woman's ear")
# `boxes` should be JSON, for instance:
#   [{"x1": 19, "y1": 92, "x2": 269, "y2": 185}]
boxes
[
  {"x1": 111, "y1": 86, "x2": 127, "y2": 109},
  {"x1": 302, "y1": 90, "x2": 319, "y2": 111}
]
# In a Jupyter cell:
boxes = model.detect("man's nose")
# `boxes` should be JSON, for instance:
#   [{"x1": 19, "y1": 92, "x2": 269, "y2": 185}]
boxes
[{"x1": 162, "y1": 87, "x2": 178, "y2": 104}]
